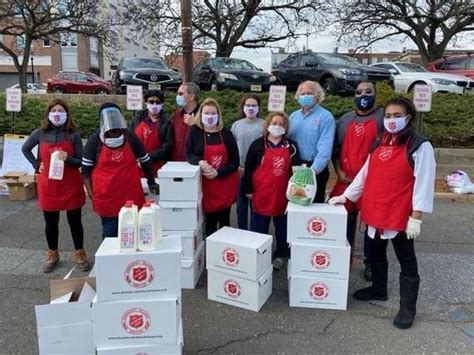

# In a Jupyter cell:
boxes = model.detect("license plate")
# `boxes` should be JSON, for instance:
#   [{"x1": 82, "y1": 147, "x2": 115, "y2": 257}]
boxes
[
  {"x1": 148, "y1": 83, "x2": 161, "y2": 90},
  {"x1": 250, "y1": 84, "x2": 262, "y2": 92}
]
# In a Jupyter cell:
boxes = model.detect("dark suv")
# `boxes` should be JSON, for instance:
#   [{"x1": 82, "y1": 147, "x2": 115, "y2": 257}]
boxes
[
  {"x1": 194, "y1": 57, "x2": 276, "y2": 92},
  {"x1": 272, "y1": 51, "x2": 392, "y2": 94},
  {"x1": 111, "y1": 57, "x2": 182, "y2": 94}
]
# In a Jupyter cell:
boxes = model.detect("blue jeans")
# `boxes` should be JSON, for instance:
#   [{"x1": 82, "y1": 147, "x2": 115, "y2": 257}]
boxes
[
  {"x1": 101, "y1": 216, "x2": 118, "y2": 240},
  {"x1": 236, "y1": 176, "x2": 251, "y2": 230},
  {"x1": 347, "y1": 211, "x2": 371, "y2": 265},
  {"x1": 250, "y1": 212, "x2": 289, "y2": 258}
]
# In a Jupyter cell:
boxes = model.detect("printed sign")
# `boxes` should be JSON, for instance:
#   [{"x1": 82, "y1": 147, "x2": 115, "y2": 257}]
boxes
[
  {"x1": 268, "y1": 85, "x2": 286, "y2": 112},
  {"x1": 6, "y1": 88, "x2": 22, "y2": 112},
  {"x1": 126, "y1": 85, "x2": 143, "y2": 111},
  {"x1": 413, "y1": 85, "x2": 432, "y2": 112}
]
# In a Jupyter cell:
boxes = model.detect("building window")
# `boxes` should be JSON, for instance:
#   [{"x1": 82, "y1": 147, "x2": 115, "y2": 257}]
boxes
[
  {"x1": 16, "y1": 35, "x2": 25, "y2": 48},
  {"x1": 383, "y1": 57, "x2": 388, "y2": 62},
  {"x1": 362, "y1": 58, "x2": 368, "y2": 65},
  {"x1": 371, "y1": 57, "x2": 378, "y2": 64},
  {"x1": 43, "y1": 37, "x2": 50, "y2": 47}
]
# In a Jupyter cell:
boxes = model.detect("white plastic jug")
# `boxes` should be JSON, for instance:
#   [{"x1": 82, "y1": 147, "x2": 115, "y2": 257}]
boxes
[
  {"x1": 138, "y1": 202, "x2": 158, "y2": 251},
  {"x1": 48, "y1": 150, "x2": 64, "y2": 180},
  {"x1": 145, "y1": 198, "x2": 162, "y2": 247},
  {"x1": 118, "y1": 201, "x2": 138, "y2": 252}
]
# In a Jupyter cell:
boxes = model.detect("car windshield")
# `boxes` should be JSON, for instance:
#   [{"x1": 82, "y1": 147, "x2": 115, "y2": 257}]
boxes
[
  {"x1": 396, "y1": 63, "x2": 428, "y2": 72},
  {"x1": 87, "y1": 73, "x2": 105, "y2": 81},
  {"x1": 123, "y1": 58, "x2": 168, "y2": 70},
  {"x1": 213, "y1": 58, "x2": 257, "y2": 70},
  {"x1": 316, "y1": 53, "x2": 360, "y2": 66}
]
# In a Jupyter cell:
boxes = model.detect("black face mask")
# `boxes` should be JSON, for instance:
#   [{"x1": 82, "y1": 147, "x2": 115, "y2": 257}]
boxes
[{"x1": 355, "y1": 95, "x2": 375, "y2": 110}]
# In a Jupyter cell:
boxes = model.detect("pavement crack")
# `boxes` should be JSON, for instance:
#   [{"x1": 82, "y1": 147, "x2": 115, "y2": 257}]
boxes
[{"x1": 322, "y1": 316, "x2": 339, "y2": 333}]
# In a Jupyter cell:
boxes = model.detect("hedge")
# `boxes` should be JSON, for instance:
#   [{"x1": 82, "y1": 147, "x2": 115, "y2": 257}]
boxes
[{"x1": 1, "y1": 82, "x2": 473, "y2": 147}]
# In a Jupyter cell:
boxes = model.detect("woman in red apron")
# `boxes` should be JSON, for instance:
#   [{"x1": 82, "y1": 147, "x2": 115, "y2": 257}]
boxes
[
  {"x1": 22, "y1": 99, "x2": 89, "y2": 273},
  {"x1": 82, "y1": 104, "x2": 159, "y2": 239},
  {"x1": 329, "y1": 97, "x2": 436, "y2": 330},
  {"x1": 130, "y1": 90, "x2": 173, "y2": 176},
  {"x1": 185, "y1": 98, "x2": 239, "y2": 236},
  {"x1": 243, "y1": 112, "x2": 301, "y2": 271}
]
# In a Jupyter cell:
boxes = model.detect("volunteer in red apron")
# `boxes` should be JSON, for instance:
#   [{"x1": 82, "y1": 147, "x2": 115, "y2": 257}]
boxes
[
  {"x1": 185, "y1": 98, "x2": 239, "y2": 236},
  {"x1": 329, "y1": 97, "x2": 436, "y2": 329},
  {"x1": 22, "y1": 99, "x2": 89, "y2": 273},
  {"x1": 82, "y1": 103, "x2": 159, "y2": 239},
  {"x1": 329, "y1": 81, "x2": 384, "y2": 280},
  {"x1": 243, "y1": 112, "x2": 301, "y2": 271},
  {"x1": 130, "y1": 90, "x2": 173, "y2": 176}
]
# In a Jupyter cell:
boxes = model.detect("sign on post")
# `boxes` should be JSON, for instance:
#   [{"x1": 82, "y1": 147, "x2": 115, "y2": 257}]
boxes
[
  {"x1": 268, "y1": 85, "x2": 287, "y2": 112},
  {"x1": 6, "y1": 88, "x2": 22, "y2": 112},
  {"x1": 126, "y1": 85, "x2": 143, "y2": 111},
  {"x1": 413, "y1": 85, "x2": 432, "y2": 112}
]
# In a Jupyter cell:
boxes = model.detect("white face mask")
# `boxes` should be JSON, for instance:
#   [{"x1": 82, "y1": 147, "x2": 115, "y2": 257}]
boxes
[
  {"x1": 268, "y1": 124, "x2": 285, "y2": 137},
  {"x1": 243, "y1": 105, "x2": 259, "y2": 118},
  {"x1": 384, "y1": 116, "x2": 409, "y2": 134},
  {"x1": 146, "y1": 103, "x2": 162, "y2": 115},
  {"x1": 104, "y1": 135, "x2": 124, "y2": 148},
  {"x1": 201, "y1": 113, "x2": 219, "y2": 128},
  {"x1": 48, "y1": 112, "x2": 67, "y2": 126}
]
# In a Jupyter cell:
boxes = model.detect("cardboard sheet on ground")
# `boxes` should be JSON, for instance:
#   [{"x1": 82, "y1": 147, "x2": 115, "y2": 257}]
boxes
[{"x1": 1, "y1": 134, "x2": 37, "y2": 175}]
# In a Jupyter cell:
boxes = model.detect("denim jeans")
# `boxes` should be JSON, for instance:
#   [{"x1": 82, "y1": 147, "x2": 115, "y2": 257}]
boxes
[
  {"x1": 101, "y1": 216, "x2": 119, "y2": 240},
  {"x1": 236, "y1": 176, "x2": 251, "y2": 230},
  {"x1": 347, "y1": 211, "x2": 371, "y2": 265},
  {"x1": 250, "y1": 212, "x2": 289, "y2": 258}
]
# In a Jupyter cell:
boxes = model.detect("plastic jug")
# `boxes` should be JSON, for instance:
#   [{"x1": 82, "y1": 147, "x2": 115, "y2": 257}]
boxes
[
  {"x1": 48, "y1": 150, "x2": 64, "y2": 180},
  {"x1": 138, "y1": 202, "x2": 158, "y2": 251},
  {"x1": 145, "y1": 198, "x2": 162, "y2": 247},
  {"x1": 118, "y1": 201, "x2": 138, "y2": 252}
]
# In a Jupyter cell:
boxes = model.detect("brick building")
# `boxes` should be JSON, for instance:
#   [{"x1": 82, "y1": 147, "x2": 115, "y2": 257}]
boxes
[{"x1": 165, "y1": 51, "x2": 211, "y2": 76}]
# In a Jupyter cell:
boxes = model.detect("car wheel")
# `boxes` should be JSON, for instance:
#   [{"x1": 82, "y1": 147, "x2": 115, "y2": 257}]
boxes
[
  {"x1": 210, "y1": 80, "x2": 219, "y2": 91},
  {"x1": 96, "y1": 88, "x2": 108, "y2": 95},
  {"x1": 321, "y1": 77, "x2": 336, "y2": 95},
  {"x1": 408, "y1": 81, "x2": 426, "y2": 93},
  {"x1": 52, "y1": 87, "x2": 64, "y2": 94}
]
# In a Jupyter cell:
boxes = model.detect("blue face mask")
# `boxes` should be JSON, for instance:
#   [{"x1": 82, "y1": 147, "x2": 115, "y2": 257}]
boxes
[
  {"x1": 298, "y1": 94, "x2": 314, "y2": 107},
  {"x1": 355, "y1": 95, "x2": 375, "y2": 110},
  {"x1": 176, "y1": 95, "x2": 186, "y2": 108}
]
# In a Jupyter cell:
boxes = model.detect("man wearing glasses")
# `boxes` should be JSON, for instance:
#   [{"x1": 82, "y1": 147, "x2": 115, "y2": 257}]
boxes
[{"x1": 329, "y1": 81, "x2": 384, "y2": 281}]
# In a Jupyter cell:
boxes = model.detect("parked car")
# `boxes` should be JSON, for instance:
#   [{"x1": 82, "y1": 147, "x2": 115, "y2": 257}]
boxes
[
  {"x1": 47, "y1": 71, "x2": 112, "y2": 94},
  {"x1": 427, "y1": 54, "x2": 474, "y2": 79},
  {"x1": 111, "y1": 57, "x2": 182, "y2": 94},
  {"x1": 272, "y1": 51, "x2": 392, "y2": 94},
  {"x1": 8, "y1": 83, "x2": 47, "y2": 94},
  {"x1": 370, "y1": 61, "x2": 474, "y2": 94},
  {"x1": 194, "y1": 57, "x2": 276, "y2": 92}
]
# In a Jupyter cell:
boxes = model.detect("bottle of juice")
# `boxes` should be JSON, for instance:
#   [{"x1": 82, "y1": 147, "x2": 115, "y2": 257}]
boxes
[
  {"x1": 145, "y1": 198, "x2": 162, "y2": 247},
  {"x1": 138, "y1": 202, "x2": 157, "y2": 251},
  {"x1": 118, "y1": 201, "x2": 138, "y2": 252},
  {"x1": 48, "y1": 150, "x2": 64, "y2": 180}
]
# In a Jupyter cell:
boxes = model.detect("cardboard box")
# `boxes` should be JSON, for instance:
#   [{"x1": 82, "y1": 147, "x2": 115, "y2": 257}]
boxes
[
  {"x1": 6, "y1": 174, "x2": 36, "y2": 201},
  {"x1": 35, "y1": 277, "x2": 96, "y2": 355},
  {"x1": 207, "y1": 266, "x2": 272, "y2": 312},
  {"x1": 92, "y1": 297, "x2": 180, "y2": 348},
  {"x1": 181, "y1": 241, "x2": 205, "y2": 289},
  {"x1": 164, "y1": 228, "x2": 202, "y2": 260},
  {"x1": 287, "y1": 202, "x2": 347, "y2": 246},
  {"x1": 158, "y1": 162, "x2": 201, "y2": 201},
  {"x1": 288, "y1": 263, "x2": 348, "y2": 310},
  {"x1": 160, "y1": 199, "x2": 202, "y2": 231},
  {"x1": 206, "y1": 226, "x2": 272, "y2": 281},
  {"x1": 289, "y1": 240, "x2": 351, "y2": 280},
  {"x1": 95, "y1": 236, "x2": 182, "y2": 302}
]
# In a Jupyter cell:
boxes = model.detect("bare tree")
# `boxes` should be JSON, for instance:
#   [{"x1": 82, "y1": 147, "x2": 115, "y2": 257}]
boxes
[
  {"x1": 0, "y1": 0, "x2": 111, "y2": 92},
  {"x1": 330, "y1": 0, "x2": 474, "y2": 65}
]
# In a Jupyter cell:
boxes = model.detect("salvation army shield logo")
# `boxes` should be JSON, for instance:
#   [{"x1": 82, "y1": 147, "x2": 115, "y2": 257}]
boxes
[
  {"x1": 272, "y1": 156, "x2": 285, "y2": 176},
  {"x1": 306, "y1": 217, "x2": 327, "y2": 236},
  {"x1": 224, "y1": 279, "x2": 241, "y2": 298},
  {"x1": 124, "y1": 260, "x2": 155, "y2": 289},
  {"x1": 378, "y1": 146, "x2": 393, "y2": 162},
  {"x1": 211, "y1": 155, "x2": 223, "y2": 168},
  {"x1": 309, "y1": 282, "x2": 329, "y2": 300},
  {"x1": 222, "y1": 248, "x2": 239, "y2": 267},
  {"x1": 111, "y1": 150, "x2": 124, "y2": 162},
  {"x1": 311, "y1": 251, "x2": 331, "y2": 269},
  {"x1": 354, "y1": 123, "x2": 365, "y2": 137},
  {"x1": 121, "y1": 307, "x2": 151, "y2": 335}
]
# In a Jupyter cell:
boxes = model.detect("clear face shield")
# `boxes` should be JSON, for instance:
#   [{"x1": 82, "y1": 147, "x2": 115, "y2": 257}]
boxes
[{"x1": 99, "y1": 107, "x2": 127, "y2": 142}]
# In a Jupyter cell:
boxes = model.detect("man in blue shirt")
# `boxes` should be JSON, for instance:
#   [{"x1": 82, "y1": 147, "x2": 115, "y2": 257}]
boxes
[{"x1": 289, "y1": 81, "x2": 336, "y2": 203}]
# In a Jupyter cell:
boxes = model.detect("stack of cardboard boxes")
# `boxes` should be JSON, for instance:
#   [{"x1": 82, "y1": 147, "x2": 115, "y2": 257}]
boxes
[
  {"x1": 206, "y1": 226, "x2": 273, "y2": 312},
  {"x1": 287, "y1": 203, "x2": 351, "y2": 310},
  {"x1": 158, "y1": 162, "x2": 205, "y2": 289},
  {"x1": 2, "y1": 171, "x2": 36, "y2": 200}
]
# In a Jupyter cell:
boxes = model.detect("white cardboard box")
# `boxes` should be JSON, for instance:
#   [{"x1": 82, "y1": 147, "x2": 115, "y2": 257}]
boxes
[
  {"x1": 158, "y1": 162, "x2": 201, "y2": 201},
  {"x1": 289, "y1": 240, "x2": 351, "y2": 280},
  {"x1": 35, "y1": 277, "x2": 96, "y2": 355},
  {"x1": 288, "y1": 263, "x2": 348, "y2": 310},
  {"x1": 92, "y1": 298, "x2": 180, "y2": 348},
  {"x1": 207, "y1": 266, "x2": 273, "y2": 312},
  {"x1": 206, "y1": 226, "x2": 272, "y2": 281},
  {"x1": 181, "y1": 241, "x2": 205, "y2": 289},
  {"x1": 95, "y1": 236, "x2": 182, "y2": 302},
  {"x1": 160, "y1": 199, "x2": 203, "y2": 231},
  {"x1": 287, "y1": 202, "x2": 347, "y2": 246},
  {"x1": 164, "y1": 228, "x2": 202, "y2": 260}
]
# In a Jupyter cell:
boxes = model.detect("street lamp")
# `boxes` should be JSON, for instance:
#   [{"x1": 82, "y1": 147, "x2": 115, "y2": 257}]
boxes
[{"x1": 30, "y1": 55, "x2": 35, "y2": 83}]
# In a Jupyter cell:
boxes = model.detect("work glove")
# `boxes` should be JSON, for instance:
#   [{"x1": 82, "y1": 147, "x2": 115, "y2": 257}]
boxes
[
  {"x1": 148, "y1": 183, "x2": 160, "y2": 195},
  {"x1": 406, "y1": 216, "x2": 422, "y2": 240},
  {"x1": 328, "y1": 194, "x2": 347, "y2": 205}
]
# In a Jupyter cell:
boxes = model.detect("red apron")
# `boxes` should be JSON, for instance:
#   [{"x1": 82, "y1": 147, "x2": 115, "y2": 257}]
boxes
[
  {"x1": 360, "y1": 136, "x2": 414, "y2": 231},
  {"x1": 252, "y1": 139, "x2": 291, "y2": 216},
  {"x1": 202, "y1": 131, "x2": 238, "y2": 213},
  {"x1": 329, "y1": 119, "x2": 378, "y2": 212},
  {"x1": 91, "y1": 139, "x2": 145, "y2": 217},
  {"x1": 37, "y1": 134, "x2": 85, "y2": 211},
  {"x1": 134, "y1": 120, "x2": 163, "y2": 176},
  {"x1": 171, "y1": 111, "x2": 188, "y2": 161}
]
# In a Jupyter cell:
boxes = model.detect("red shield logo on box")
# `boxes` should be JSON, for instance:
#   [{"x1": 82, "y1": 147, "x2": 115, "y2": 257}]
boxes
[
  {"x1": 222, "y1": 248, "x2": 239, "y2": 267},
  {"x1": 224, "y1": 279, "x2": 241, "y2": 298},
  {"x1": 311, "y1": 251, "x2": 330, "y2": 269},
  {"x1": 378, "y1": 146, "x2": 393, "y2": 162},
  {"x1": 121, "y1": 308, "x2": 151, "y2": 335},
  {"x1": 306, "y1": 217, "x2": 327, "y2": 236},
  {"x1": 124, "y1": 260, "x2": 155, "y2": 289},
  {"x1": 309, "y1": 282, "x2": 329, "y2": 300}
]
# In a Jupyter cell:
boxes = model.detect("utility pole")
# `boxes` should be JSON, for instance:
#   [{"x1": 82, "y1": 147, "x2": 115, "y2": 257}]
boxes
[{"x1": 180, "y1": 0, "x2": 193, "y2": 82}]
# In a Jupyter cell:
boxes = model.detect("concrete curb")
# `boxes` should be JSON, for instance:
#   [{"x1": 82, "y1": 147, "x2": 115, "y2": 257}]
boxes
[{"x1": 434, "y1": 192, "x2": 474, "y2": 201}]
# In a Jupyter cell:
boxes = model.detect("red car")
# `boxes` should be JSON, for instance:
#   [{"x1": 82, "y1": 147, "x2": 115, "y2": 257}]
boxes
[
  {"x1": 47, "y1": 71, "x2": 112, "y2": 94},
  {"x1": 427, "y1": 54, "x2": 474, "y2": 79}
]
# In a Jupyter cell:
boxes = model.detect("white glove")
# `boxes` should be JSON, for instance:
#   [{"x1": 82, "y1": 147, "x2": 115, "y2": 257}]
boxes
[
  {"x1": 328, "y1": 195, "x2": 347, "y2": 205},
  {"x1": 406, "y1": 217, "x2": 422, "y2": 240}
]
